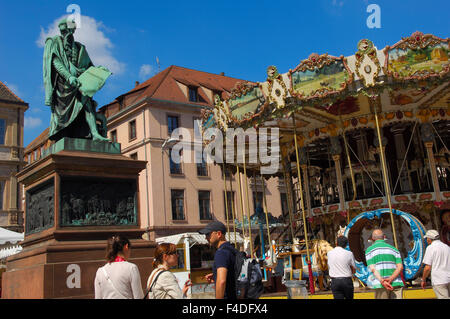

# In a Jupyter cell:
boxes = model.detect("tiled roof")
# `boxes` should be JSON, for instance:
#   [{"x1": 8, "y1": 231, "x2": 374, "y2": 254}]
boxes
[
  {"x1": 0, "y1": 81, "x2": 25, "y2": 103},
  {"x1": 24, "y1": 127, "x2": 49, "y2": 153},
  {"x1": 99, "y1": 65, "x2": 251, "y2": 116}
]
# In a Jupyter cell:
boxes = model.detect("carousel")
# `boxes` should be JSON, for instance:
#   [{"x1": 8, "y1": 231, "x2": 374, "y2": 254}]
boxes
[{"x1": 201, "y1": 31, "x2": 449, "y2": 297}]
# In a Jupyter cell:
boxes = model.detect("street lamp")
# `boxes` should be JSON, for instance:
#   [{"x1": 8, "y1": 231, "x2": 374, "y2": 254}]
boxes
[{"x1": 162, "y1": 137, "x2": 180, "y2": 150}]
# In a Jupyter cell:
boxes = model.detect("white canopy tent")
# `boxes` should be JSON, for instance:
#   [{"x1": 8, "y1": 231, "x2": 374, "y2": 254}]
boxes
[
  {"x1": 0, "y1": 227, "x2": 24, "y2": 260},
  {"x1": 156, "y1": 232, "x2": 245, "y2": 246}
]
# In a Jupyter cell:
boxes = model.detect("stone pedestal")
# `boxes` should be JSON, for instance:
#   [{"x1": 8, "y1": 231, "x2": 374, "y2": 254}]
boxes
[{"x1": 1, "y1": 138, "x2": 156, "y2": 299}]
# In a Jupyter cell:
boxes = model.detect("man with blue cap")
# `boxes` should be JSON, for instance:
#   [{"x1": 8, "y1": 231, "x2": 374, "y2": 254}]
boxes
[{"x1": 199, "y1": 221, "x2": 236, "y2": 299}]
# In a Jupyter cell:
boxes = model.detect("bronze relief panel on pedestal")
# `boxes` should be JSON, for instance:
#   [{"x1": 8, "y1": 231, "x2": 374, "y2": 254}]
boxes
[
  {"x1": 60, "y1": 177, "x2": 137, "y2": 227},
  {"x1": 26, "y1": 178, "x2": 55, "y2": 235}
]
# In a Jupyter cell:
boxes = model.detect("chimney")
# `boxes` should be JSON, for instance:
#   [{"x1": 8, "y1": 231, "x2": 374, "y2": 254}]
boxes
[
  {"x1": 220, "y1": 72, "x2": 225, "y2": 76},
  {"x1": 135, "y1": 81, "x2": 140, "y2": 87}
]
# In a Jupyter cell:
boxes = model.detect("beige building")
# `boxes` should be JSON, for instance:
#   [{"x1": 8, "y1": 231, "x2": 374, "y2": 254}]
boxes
[
  {"x1": 0, "y1": 81, "x2": 28, "y2": 232},
  {"x1": 99, "y1": 66, "x2": 286, "y2": 241}
]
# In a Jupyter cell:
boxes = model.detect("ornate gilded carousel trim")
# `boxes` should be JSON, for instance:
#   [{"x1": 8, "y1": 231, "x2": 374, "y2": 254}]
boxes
[
  {"x1": 391, "y1": 31, "x2": 446, "y2": 51},
  {"x1": 228, "y1": 81, "x2": 255, "y2": 100},
  {"x1": 200, "y1": 106, "x2": 216, "y2": 130},
  {"x1": 383, "y1": 31, "x2": 450, "y2": 81},
  {"x1": 354, "y1": 39, "x2": 382, "y2": 86},
  {"x1": 288, "y1": 53, "x2": 354, "y2": 100},
  {"x1": 416, "y1": 107, "x2": 449, "y2": 123},
  {"x1": 224, "y1": 81, "x2": 271, "y2": 127},
  {"x1": 308, "y1": 194, "x2": 448, "y2": 227},
  {"x1": 265, "y1": 65, "x2": 289, "y2": 109},
  {"x1": 211, "y1": 94, "x2": 232, "y2": 131}
]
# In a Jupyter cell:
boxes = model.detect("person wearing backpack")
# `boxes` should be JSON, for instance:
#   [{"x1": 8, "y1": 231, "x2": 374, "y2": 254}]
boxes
[{"x1": 199, "y1": 221, "x2": 237, "y2": 299}]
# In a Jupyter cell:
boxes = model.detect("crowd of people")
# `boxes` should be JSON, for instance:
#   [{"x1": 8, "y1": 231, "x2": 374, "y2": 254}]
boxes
[
  {"x1": 94, "y1": 221, "x2": 236, "y2": 299},
  {"x1": 94, "y1": 221, "x2": 450, "y2": 300},
  {"x1": 327, "y1": 228, "x2": 450, "y2": 299}
]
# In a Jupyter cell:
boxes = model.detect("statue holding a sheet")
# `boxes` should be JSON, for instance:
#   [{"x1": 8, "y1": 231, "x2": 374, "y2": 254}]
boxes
[{"x1": 43, "y1": 17, "x2": 111, "y2": 142}]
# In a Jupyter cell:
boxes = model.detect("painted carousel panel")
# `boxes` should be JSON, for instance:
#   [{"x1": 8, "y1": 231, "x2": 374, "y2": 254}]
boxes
[
  {"x1": 228, "y1": 86, "x2": 265, "y2": 121},
  {"x1": 291, "y1": 60, "x2": 349, "y2": 98},
  {"x1": 387, "y1": 42, "x2": 449, "y2": 79}
]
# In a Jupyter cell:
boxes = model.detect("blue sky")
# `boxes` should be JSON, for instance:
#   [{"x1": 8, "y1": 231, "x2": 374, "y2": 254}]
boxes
[{"x1": 0, "y1": 0, "x2": 449, "y2": 146}]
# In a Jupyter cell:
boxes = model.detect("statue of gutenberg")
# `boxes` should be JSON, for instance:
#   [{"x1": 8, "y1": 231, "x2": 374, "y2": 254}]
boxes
[{"x1": 43, "y1": 18, "x2": 109, "y2": 142}]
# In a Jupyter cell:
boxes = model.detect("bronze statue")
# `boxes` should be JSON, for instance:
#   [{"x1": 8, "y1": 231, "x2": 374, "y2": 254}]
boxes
[{"x1": 43, "y1": 17, "x2": 109, "y2": 142}]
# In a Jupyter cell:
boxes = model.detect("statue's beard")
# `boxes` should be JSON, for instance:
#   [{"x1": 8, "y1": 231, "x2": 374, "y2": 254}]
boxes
[{"x1": 63, "y1": 33, "x2": 74, "y2": 46}]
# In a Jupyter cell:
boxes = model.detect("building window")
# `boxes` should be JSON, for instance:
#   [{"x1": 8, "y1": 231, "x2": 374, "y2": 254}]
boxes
[
  {"x1": 197, "y1": 158, "x2": 208, "y2": 177},
  {"x1": 280, "y1": 192, "x2": 288, "y2": 216},
  {"x1": 169, "y1": 149, "x2": 182, "y2": 174},
  {"x1": 0, "y1": 119, "x2": 5, "y2": 145},
  {"x1": 189, "y1": 87, "x2": 198, "y2": 102},
  {"x1": 171, "y1": 189, "x2": 185, "y2": 220},
  {"x1": 198, "y1": 191, "x2": 212, "y2": 220},
  {"x1": 34, "y1": 149, "x2": 38, "y2": 161},
  {"x1": 130, "y1": 153, "x2": 138, "y2": 160},
  {"x1": 223, "y1": 167, "x2": 232, "y2": 179},
  {"x1": 111, "y1": 130, "x2": 117, "y2": 143},
  {"x1": 129, "y1": 120, "x2": 136, "y2": 141},
  {"x1": 253, "y1": 191, "x2": 264, "y2": 212},
  {"x1": 167, "y1": 115, "x2": 179, "y2": 135},
  {"x1": 223, "y1": 191, "x2": 235, "y2": 221}
]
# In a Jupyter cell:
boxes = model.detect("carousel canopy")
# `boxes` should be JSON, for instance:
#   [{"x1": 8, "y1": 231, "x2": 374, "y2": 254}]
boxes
[{"x1": 202, "y1": 31, "x2": 449, "y2": 154}]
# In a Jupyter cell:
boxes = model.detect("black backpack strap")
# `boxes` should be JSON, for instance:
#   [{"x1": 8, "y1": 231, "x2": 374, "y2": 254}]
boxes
[{"x1": 143, "y1": 269, "x2": 168, "y2": 299}]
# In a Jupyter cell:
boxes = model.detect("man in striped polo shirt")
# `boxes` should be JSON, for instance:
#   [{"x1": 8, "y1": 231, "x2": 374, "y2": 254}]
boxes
[{"x1": 365, "y1": 229, "x2": 404, "y2": 299}]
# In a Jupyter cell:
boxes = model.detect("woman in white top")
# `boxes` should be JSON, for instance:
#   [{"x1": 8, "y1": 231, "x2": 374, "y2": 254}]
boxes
[
  {"x1": 146, "y1": 243, "x2": 191, "y2": 299},
  {"x1": 94, "y1": 235, "x2": 144, "y2": 299}
]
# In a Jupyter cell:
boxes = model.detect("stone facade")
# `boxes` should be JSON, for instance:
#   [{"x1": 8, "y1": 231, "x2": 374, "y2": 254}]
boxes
[{"x1": 0, "y1": 81, "x2": 28, "y2": 232}]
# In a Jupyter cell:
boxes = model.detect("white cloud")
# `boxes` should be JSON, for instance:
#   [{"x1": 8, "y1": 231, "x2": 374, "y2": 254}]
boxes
[
  {"x1": 24, "y1": 116, "x2": 43, "y2": 129},
  {"x1": 139, "y1": 64, "x2": 154, "y2": 80},
  {"x1": 36, "y1": 15, "x2": 125, "y2": 74}
]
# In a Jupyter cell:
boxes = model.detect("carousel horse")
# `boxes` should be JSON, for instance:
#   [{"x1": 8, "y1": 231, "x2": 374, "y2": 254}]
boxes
[
  {"x1": 262, "y1": 238, "x2": 333, "y2": 291},
  {"x1": 337, "y1": 225, "x2": 346, "y2": 237},
  {"x1": 300, "y1": 239, "x2": 334, "y2": 291},
  {"x1": 243, "y1": 236, "x2": 251, "y2": 256},
  {"x1": 263, "y1": 240, "x2": 278, "y2": 269}
]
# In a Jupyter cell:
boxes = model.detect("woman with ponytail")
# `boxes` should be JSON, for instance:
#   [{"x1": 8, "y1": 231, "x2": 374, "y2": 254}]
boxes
[
  {"x1": 94, "y1": 235, "x2": 144, "y2": 299},
  {"x1": 145, "y1": 243, "x2": 191, "y2": 299}
]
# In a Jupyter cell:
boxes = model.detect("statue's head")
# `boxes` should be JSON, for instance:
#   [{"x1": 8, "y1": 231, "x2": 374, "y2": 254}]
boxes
[{"x1": 58, "y1": 17, "x2": 76, "y2": 40}]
